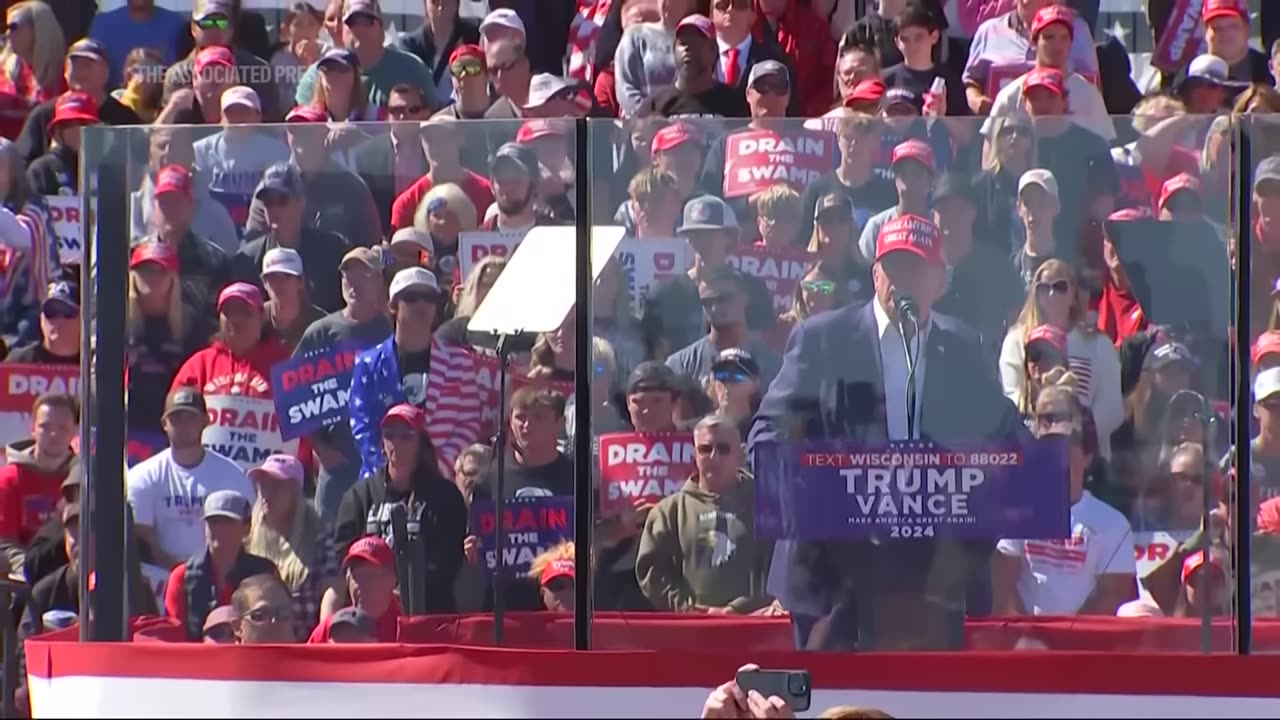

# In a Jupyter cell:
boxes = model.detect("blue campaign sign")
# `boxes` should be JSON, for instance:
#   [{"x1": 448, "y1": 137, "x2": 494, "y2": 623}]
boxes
[
  {"x1": 269, "y1": 344, "x2": 361, "y2": 441},
  {"x1": 753, "y1": 438, "x2": 1071, "y2": 540},
  {"x1": 469, "y1": 496, "x2": 574, "y2": 579}
]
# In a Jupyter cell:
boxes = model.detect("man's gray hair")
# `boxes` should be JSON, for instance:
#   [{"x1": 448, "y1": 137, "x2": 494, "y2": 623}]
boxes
[{"x1": 694, "y1": 413, "x2": 739, "y2": 439}]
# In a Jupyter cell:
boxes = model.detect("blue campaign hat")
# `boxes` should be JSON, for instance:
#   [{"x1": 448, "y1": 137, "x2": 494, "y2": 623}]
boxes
[
  {"x1": 318, "y1": 47, "x2": 359, "y2": 70},
  {"x1": 254, "y1": 162, "x2": 305, "y2": 199},
  {"x1": 677, "y1": 195, "x2": 738, "y2": 234}
]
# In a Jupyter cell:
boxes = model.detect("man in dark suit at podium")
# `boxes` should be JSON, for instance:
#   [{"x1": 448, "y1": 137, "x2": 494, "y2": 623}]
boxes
[{"x1": 749, "y1": 214, "x2": 1022, "y2": 651}]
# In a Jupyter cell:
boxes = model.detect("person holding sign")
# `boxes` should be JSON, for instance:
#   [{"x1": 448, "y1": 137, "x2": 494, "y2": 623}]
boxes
[
  {"x1": 637, "y1": 413, "x2": 773, "y2": 614},
  {"x1": 751, "y1": 214, "x2": 1022, "y2": 650},
  {"x1": 994, "y1": 374, "x2": 1137, "y2": 616},
  {"x1": 349, "y1": 267, "x2": 484, "y2": 481},
  {"x1": 475, "y1": 386, "x2": 573, "y2": 501}
]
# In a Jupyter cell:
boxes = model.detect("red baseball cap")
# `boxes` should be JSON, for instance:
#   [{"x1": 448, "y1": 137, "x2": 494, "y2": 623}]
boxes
[
  {"x1": 1022, "y1": 67, "x2": 1066, "y2": 97},
  {"x1": 448, "y1": 43, "x2": 485, "y2": 66},
  {"x1": 1252, "y1": 330, "x2": 1280, "y2": 364},
  {"x1": 343, "y1": 536, "x2": 395, "y2": 571},
  {"x1": 1030, "y1": 4, "x2": 1075, "y2": 40},
  {"x1": 846, "y1": 79, "x2": 886, "y2": 107},
  {"x1": 216, "y1": 282, "x2": 264, "y2": 312},
  {"x1": 875, "y1": 213, "x2": 943, "y2": 266},
  {"x1": 540, "y1": 559, "x2": 575, "y2": 586},
  {"x1": 1025, "y1": 324, "x2": 1068, "y2": 355},
  {"x1": 1107, "y1": 207, "x2": 1153, "y2": 222},
  {"x1": 890, "y1": 139, "x2": 935, "y2": 173},
  {"x1": 675, "y1": 14, "x2": 714, "y2": 41},
  {"x1": 285, "y1": 103, "x2": 327, "y2": 123},
  {"x1": 154, "y1": 164, "x2": 193, "y2": 198},
  {"x1": 194, "y1": 45, "x2": 235, "y2": 75},
  {"x1": 381, "y1": 403, "x2": 425, "y2": 431},
  {"x1": 516, "y1": 119, "x2": 564, "y2": 143},
  {"x1": 129, "y1": 242, "x2": 178, "y2": 272},
  {"x1": 651, "y1": 122, "x2": 699, "y2": 154},
  {"x1": 1202, "y1": 0, "x2": 1248, "y2": 24},
  {"x1": 49, "y1": 91, "x2": 98, "y2": 131},
  {"x1": 1181, "y1": 549, "x2": 1224, "y2": 584},
  {"x1": 1158, "y1": 172, "x2": 1202, "y2": 210}
]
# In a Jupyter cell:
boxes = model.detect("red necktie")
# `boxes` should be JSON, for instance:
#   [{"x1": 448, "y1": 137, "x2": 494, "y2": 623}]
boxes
[{"x1": 725, "y1": 47, "x2": 740, "y2": 86}]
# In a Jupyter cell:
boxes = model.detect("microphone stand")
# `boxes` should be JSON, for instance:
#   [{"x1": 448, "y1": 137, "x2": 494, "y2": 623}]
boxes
[{"x1": 491, "y1": 330, "x2": 519, "y2": 646}]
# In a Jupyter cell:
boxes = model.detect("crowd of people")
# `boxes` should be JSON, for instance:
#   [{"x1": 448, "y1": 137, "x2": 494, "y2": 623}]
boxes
[{"x1": 0, "y1": 0, "x2": 1271, "y2": 665}]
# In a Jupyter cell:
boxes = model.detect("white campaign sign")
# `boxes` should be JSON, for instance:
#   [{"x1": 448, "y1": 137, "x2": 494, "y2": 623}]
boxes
[
  {"x1": 44, "y1": 195, "x2": 82, "y2": 266},
  {"x1": 201, "y1": 395, "x2": 299, "y2": 472},
  {"x1": 139, "y1": 563, "x2": 170, "y2": 616}
]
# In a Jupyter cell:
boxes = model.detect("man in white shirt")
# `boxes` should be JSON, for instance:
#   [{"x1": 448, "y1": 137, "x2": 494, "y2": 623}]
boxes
[
  {"x1": 127, "y1": 388, "x2": 255, "y2": 569},
  {"x1": 980, "y1": 4, "x2": 1113, "y2": 144},
  {"x1": 993, "y1": 386, "x2": 1137, "y2": 616}
]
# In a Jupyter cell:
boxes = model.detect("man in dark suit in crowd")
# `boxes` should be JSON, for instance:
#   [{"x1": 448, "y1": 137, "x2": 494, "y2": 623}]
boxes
[{"x1": 749, "y1": 213, "x2": 1022, "y2": 652}]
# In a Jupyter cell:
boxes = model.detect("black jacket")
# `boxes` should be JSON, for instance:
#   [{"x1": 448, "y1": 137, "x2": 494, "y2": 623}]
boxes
[
  {"x1": 333, "y1": 463, "x2": 468, "y2": 614},
  {"x1": 27, "y1": 146, "x2": 78, "y2": 197},
  {"x1": 17, "y1": 94, "x2": 140, "y2": 166},
  {"x1": 232, "y1": 228, "x2": 351, "y2": 313},
  {"x1": 245, "y1": 161, "x2": 383, "y2": 248},
  {"x1": 394, "y1": 17, "x2": 481, "y2": 103}
]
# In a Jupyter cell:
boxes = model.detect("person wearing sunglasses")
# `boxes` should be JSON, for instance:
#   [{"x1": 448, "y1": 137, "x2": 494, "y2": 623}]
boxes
[
  {"x1": 1000, "y1": 258, "x2": 1122, "y2": 458},
  {"x1": 232, "y1": 162, "x2": 348, "y2": 316},
  {"x1": 8, "y1": 280, "x2": 79, "y2": 365},
  {"x1": 165, "y1": 490, "x2": 280, "y2": 642},
  {"x1": 994, "y1": 371, "x2": 1138, "y2": 618},
  {"x1": 394, "y1": 0, "x2": 480, "y2": 108},
  {"x1": 481, "y1": 36, "x2": 532, "y2": 119},
  {"x1": 162, "y1": 0, "x2": 280, "y2": 122},
  {"x1": 770, "y1": 261, "x2": 848, "y2": 352},
  {"x1": 231, "y1": 572, "x2": 300, "y2": 644},
  {"x1": 707, "y1": 348, "x2": 764, "y2": 440},
  {"x1": 348, "y1": 267, "x2": 484, "y2": 483},
  {"x1": 433, "y1": 44, "x2": 491, "y2": 122},
  {"x1": 331, "y1": 404, "x2": 466, "y2": 616},
  {"x1": 637, "y1": 413, "x2": 772, "y2": 614},
  {"x1": 666, "y1": 264, "x2": 782, "y2": 392},
  {"x1": 742, "y1": 59, "x2": 790, "y2": 122}
]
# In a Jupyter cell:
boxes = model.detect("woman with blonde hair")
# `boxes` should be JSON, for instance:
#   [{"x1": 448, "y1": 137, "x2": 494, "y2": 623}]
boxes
[
  {"x1": 413, "y1": 181, "x2": 478, "y2": 294},
  {"x1": 999, "y1": 259, "x2": 1123, "y2": 458},
  {"x1": 0, "y1": 2, "x2": 65, "y2": 139},
  {"x1": 436, "y1": 256, "x2": 536, "y2": 357},
  {"x1": 751, "y1": 184, "x2": 802, "y2": 249},
  {"x1": 973, "y1": 113, "x2": 1036, "y2": 250},
  {"x1": 114, "y1": 48, "x2": 165, "y2": 123},
  {"x1": 246, "y1": 454, "x2": 338, "y2": 639}
]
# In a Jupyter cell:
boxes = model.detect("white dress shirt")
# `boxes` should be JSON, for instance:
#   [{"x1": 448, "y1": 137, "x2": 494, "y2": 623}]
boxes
[
  {"x1": 716, "y1": 35, "x2": 752, "y2": 85},
  {"x1": 873, "y1": 296, "x2": 929, "y2": 441}
]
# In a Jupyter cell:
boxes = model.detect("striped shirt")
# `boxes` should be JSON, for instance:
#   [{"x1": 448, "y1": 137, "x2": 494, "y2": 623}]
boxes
[
  {"x1": 421, "y1": 336, "x2": 486, "y2": 479},
  {"x1": 567, "y1": 0, "x2": 611, "y2": 83}
]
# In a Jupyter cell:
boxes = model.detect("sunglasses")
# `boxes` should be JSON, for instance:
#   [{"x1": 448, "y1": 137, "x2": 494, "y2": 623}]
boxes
[
  {"x1": 397, "y1": 290, "x2": 438, "y2": 305},
  {"x1": 1170, "y1": 471, "x2": 1205, "y2": 486},
  {"x1": 802, "y1": 280, "x2": 836, "y2": 295},
  {"x1": 451, "y1": 61, "x2": 484, "y2": 78},
  {"x1": 1035, "y1": 279, "x2": 1071, "y2": 296},
  {"x1": 696, "y1": 441, "x2": 736, "y2": 456},
  {"x1": 713, "y1": 368, "x2": 751, "y2": 384},
  {"x1": 196, "y1": 15, "x2": 230, "y2": 30},
  {"x1": 43, "y1": 303, "x2": 78, "y2": 320},
  {"x1": 751, "y1": 79, "x2": 790, "y2": 96},
  {"x1": 243, "y1": 605, "x2": 292, "y2": 624},
  {"x1": 387, "y1": 104, "x2": 423, "y2": 118},
  {"x1": 713, "y1": 0, "x2": 752, "y2": 9}
]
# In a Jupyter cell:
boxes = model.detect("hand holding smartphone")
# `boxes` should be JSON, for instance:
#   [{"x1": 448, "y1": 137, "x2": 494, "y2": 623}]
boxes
[{"x1": 735, "y1": 668, "x2": 812, "y2": 712}]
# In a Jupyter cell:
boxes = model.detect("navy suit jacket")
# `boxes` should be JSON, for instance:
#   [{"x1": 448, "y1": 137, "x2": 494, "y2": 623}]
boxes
[{"x1": 748, "y1": 301, "x2": 1023, "y2": 650}]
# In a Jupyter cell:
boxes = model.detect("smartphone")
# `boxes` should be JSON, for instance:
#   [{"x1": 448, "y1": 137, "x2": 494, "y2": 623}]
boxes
[
  {"x1": 736, "y1": 669, "x2": 812, "y2": 712},
  {"x1": 930, "y1": 76, "x2": 947, "y2": 96}
]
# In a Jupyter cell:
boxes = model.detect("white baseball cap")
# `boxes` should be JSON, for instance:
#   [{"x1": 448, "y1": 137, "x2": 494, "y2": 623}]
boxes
[
  {"x1": 221, "y1": 85, "x2": 261, "y2": 114},
  {"x1": 523, "y1": 73, "x2": 573, "y2": 109},
  {"x1": 1185, "y1": 54, "x2": 1229, "y2": 86},
  {"x1": 1018, "y1": 168, "x2": 1059, "y2": 200},
  {"x1": 388, "y1": 266, "x2": 440, "y2": 301},
  {"x1": 1255, "y1": 367, "x2": 1280, "y2": 402},
  {"x1": 480, "y1": 8, "x2": 525, "y2": 38},
  {"x1": 261, "y1": 247, "x2": 304, "y2": 277},
  {"x1": 390, "y1": 228, "x2": 435, "y2": 255}
]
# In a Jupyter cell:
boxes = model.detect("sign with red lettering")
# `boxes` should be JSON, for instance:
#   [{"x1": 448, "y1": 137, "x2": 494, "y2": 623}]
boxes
[
  {"x1": 1134, "y1": 529, "x2": 1195, "y2": 598},
  {"x1": 727, "y1": 245, "x2": 816, "y2": 315},
  {"x1": 45, "y1": 195, "x2": 82, "y2": 266},
  {"x1": 201, "y1": 395, "x2": 299, "y2": 471},
  {"x1": 457, "y1": 230, "x2": 527, "y2": 280},
  {"x1": 722, "y1": 129, "x2": 836, "y2": 199},
  {"x1": 1151, "y1": 0, "x2": 1205, "y2": 74},
  {"x1": 598, "y1": 432, "x2": 697, "y2": 514},
  {"x1": 469, "y1": 496, "x2": 574, "y2": 578},
  {"x1": 614, "y1": 237, "x2": 691, "y2": 315},
  {"x1": 269, "y1": 344, "x2": 362, "y2": 440},
  {"x1": 0, "y1": 364, "x2": 79, "y2": 464}
]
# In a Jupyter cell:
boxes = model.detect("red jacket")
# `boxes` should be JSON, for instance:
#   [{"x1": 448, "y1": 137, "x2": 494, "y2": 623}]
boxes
[
  {"x1": 754, "y1": 1, "x2": 836, "y2": 118},
  {"x1": 170, "y1": 339, "x2": 291, "y2": 399},
  {"x1": 0, "y1": 441, "x2": 73, "y2": 545}
]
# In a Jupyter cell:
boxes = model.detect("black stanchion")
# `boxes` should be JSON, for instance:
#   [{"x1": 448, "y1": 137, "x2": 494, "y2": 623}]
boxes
[
  {"x1": 80, "y1": 126, "x2": 128, "y2": 643},
  {"x1": 573, "y1": 117, "x2": 593, "y2": 652},
  {"x1": 1234, "y1": 120, "x2": 1252, "y2": 655}
]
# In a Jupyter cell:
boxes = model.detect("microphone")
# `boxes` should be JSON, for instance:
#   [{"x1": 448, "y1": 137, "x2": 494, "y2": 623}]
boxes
[{"x1": 895, "y1": 294, "x2": 919, "y2": 327}]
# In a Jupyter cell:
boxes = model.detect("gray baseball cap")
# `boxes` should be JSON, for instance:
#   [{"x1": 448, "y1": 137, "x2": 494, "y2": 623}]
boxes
[
  {"x1": 747, "y1": 60, "x2": 788, "y2": 87},
  {"x1": 329, "y1": 606, "x2": 377, "y2": 640},
  {"x1": 1256, "y1": 156, "x2": 1280, "y2": 193},
  {"x1": 203, "y1": 490, "x2": 252, "y2": 522},
  {"x1": 677, "y1": 196, "x2": 738, "y2": 234}
]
